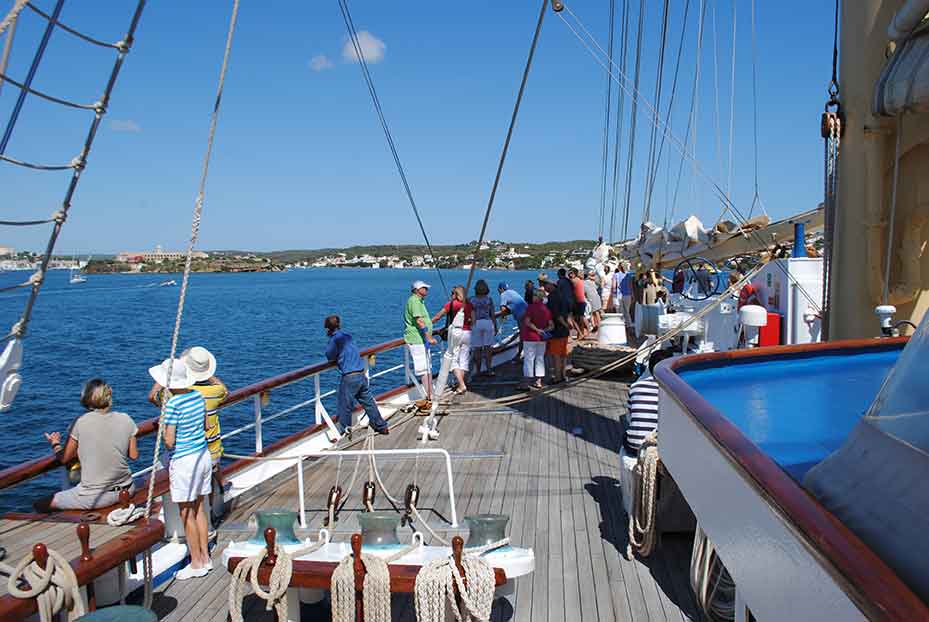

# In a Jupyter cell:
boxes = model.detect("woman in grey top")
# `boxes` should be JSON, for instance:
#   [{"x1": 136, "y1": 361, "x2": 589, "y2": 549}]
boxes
[
  {"x1": 35, "y1": 379, "x2": 139, "y2": 511},
  {"x1": 584, "y1": 271, "x2": 603, "y2": 333}
]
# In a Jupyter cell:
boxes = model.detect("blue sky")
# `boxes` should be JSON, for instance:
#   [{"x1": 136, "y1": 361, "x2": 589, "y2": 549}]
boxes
[{"x1": 0, "y1": 0, "x2": 836, "y2": 254}]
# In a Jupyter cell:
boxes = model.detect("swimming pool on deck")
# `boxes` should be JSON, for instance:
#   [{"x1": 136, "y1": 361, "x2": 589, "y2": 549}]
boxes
[{"x1": 678, "y1": 349, "x2": 900, "y2": 480}]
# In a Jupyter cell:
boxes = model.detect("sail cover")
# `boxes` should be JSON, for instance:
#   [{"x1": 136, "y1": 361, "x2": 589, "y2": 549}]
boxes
[
  {"x1": 803, "y1": 313, "x2": 929, "y2": 603},
  {"x1": 874, "y1": 16, "x2": 929, "y2": 116}
]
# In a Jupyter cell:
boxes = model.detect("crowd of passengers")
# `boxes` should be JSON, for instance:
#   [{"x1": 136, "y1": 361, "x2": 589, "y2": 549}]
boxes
[{"x1": 35, "y1": 259, "x2": 715, "y2": 580}]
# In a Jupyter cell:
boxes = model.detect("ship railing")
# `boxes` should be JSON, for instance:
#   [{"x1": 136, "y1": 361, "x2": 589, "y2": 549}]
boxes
[{"x1": 0, "y1": 337, "x2": 414, "y2": 491}]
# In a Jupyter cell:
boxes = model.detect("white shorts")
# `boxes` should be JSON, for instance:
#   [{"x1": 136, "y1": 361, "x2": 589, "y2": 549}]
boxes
[
  {"x1": 407, "y1": 343, "x2": 431, "y2": 377},
  {"x1": 471, "y1": 318, "x2": 495, "y2": 348},
  {"x1": 451, "y1": 328, "x2": 471, "y2": 372},
  {"x1": 169, "y1": 449, "x2": 212, "y2": 503}
]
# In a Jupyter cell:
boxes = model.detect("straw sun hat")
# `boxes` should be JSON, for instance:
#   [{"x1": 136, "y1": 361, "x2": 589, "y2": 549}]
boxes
[
  {"x1": 148, "y1": 358, "x2": 195, "y2": 390},
  {"x1": 183, "y1": 346, "x2": 217, "y2": 383}
]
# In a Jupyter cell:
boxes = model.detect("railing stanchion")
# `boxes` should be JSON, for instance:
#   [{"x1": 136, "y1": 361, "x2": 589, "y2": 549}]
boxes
[
  {"x1": 296, "y1": 457, "x2": 307, "y2": 528},
  {"x1": 254, "y1": 394, "x2": 263, "y2": 454},
  {"x1": 314, "y1": 375, "x2": 323, "y2": 426}
]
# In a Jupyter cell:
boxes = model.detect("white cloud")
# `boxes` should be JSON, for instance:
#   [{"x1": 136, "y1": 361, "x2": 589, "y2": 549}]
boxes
[
  {"x1": 109, "y1": 119, "x2": 141, "y2": 133},
  {"x1": 309, "y1": 54, "x2": 334, "y2": 72},
  {"x1": 342, "y1": 31, "x2": 386, "y2": 64}
]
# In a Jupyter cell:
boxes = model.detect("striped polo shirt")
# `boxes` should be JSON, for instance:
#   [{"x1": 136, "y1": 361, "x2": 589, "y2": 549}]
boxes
[
  {"x1": 624, "y1": 375, "x2": 660, "y2": 455},
  {"x1": 163, "y1": 391, "x2": 208, "y2": 460}
]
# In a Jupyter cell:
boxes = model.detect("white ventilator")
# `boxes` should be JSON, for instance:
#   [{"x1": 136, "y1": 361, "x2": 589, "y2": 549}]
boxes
[
  {"x1": 0, "y1": 338, "x2": 23, "y2": 411},
  {"x1": 419, "y1": 311, "x2": 465, "y2": 442},
  {"x1": 738, "y1": 304, "x2": 768, "y2": 348}
]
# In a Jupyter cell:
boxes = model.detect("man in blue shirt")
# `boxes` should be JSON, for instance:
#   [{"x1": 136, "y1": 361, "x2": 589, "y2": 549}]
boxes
[
  {"x1": 497, "y1": 282, "x2": 529, "y2": 359},
  {"x1": 325, "y1": 315, "x2": 389, "y2": 436}
]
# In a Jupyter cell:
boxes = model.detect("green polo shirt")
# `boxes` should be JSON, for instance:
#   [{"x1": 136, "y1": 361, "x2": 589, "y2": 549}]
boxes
[{"x1": 403, "y1": 293, "x2": 432, "y2": 344}]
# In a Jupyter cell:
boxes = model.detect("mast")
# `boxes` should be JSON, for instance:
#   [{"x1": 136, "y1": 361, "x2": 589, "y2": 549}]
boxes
[{"x1": 830, "y1": 0, "x2": 929, "y2": 338}]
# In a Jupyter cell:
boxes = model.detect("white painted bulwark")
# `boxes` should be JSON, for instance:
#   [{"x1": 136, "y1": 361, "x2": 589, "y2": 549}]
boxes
[{"x1": 658, "y1": 392, "x2": 867, "y2": 621}]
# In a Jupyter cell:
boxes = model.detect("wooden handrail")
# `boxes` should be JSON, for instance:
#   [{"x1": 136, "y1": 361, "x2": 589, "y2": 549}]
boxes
[{"x1": 0, "y1": 337, "x2": 407, "y2": 492}]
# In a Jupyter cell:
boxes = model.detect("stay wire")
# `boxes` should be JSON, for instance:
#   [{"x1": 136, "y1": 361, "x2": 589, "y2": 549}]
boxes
[
  {"x1": 24, "y1": 2, "x2": 121, "y2": 49},
  {"x1": 668, "y1": 0, "x2": 707, "y2": 228},
  {"x1": 608, "y1": 0, "x2": 630, "y2": 243},
  {"x1": 828, "y1": 0, "x2": 839, "y2": 100},
  {"x1": 726, "y1": 0, "x2": 737, "y2": 200},
  {"x1": 642, "y1": 0, "x2": 669, "y2": 224},
  {"x1": 619, "y1": 0, "x2": 645, "y2": 242},
  {"x1": 748, "y1": 0, "x2": 767, "y2": 219},
  {"x1": 557, "y1": 4, "x2": 823, "y2": 314},
  {"x1": 598, "y1": 0, "x2": 617, "y2": 239},
  {"x1": 464, "y1": 0, "x2": 547, "y2": 293},
  {"x1": 336, "y1": 0, "x2": 447, "y2": 296},
  {"x1": 648, "y1": 0, "x2": 692, "y2": 229}
]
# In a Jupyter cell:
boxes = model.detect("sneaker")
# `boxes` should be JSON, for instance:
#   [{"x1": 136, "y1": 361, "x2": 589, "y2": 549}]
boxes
[
  {"x1": 373, "y1": 427, "x2": 390, "y2": 436},
  {"x1": 176, "y1": 564, "x2": 209, "y2": 580},
  {"x1": 205, "y1": 560, "x2": 214, "y2": 572}
]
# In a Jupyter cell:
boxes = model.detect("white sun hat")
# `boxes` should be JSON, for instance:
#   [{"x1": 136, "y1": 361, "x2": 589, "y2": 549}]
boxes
[
  {"x1": 148, "y1": 358, "x2": 195, "y2": 390},
  {"x1": 411, "y1": 280, "x2": 431, "y2": 291},
  {"x1": 183, "y1": 346, "x2": 217, "y2": 383}
]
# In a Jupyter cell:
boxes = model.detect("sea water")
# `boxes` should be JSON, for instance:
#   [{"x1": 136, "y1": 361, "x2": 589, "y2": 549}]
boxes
[{"x1": 0, "y1": 267, "x2": 539, "y2": 510}]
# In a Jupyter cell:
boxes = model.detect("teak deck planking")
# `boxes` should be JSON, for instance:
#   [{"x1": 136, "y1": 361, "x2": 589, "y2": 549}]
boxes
[{"x1": 149, "y1": 361, "x2": 701, "y2": 621}]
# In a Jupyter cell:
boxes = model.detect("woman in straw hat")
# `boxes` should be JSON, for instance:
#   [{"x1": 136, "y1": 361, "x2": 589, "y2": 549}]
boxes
[{"x1": 149, "y1": 358, "x2": 212, "y2": 580}]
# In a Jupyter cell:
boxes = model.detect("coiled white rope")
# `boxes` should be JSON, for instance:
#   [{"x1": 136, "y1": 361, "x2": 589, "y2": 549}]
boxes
[
  {"x1": 106, "y1": 503, "x2": 145, "y2": 526},
  {"x1": 0, "y1": 546, "x2": 84, "y2": 622},
  {"x1": 626, "y1": 432, "x2": 659, "y2": 559},
  {"x1": 228, "y1": 537, "x2": 326, "y2": 622},
  {"x1": 414, "y1": 553, "x2": 496, "y2": 622},
  {"x1": 331, "y1": 552, "x2": 392, "y2": 622}
]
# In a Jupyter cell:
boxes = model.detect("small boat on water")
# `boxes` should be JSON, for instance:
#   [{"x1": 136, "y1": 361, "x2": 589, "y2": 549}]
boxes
[{"x1": 158, "y1": 279, "x2": 177, "y2": 287}]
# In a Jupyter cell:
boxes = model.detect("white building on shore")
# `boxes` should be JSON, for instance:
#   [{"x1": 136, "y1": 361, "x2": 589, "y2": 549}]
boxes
[{"x1": 117, "y1": 245, "x2": 208, "y2": 264}]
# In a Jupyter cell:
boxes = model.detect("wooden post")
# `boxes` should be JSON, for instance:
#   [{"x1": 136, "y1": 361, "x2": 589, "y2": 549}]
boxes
[
  {"x1": 32, "y1": 543, "x2": 48, "y2": 571},
  {"x1": 452, "y1": 536, "x2": 467, "y2": 616},
  {"x1": 351, "y1": 533, "x2": 365, "y2": 621},
  {"x1": 264, "y1": 527, "x2": 277, "y2": 567},
  {"x1": 118, "y1": 489, "x2": 131, "y2": 509},
  {"x1": 76, "y1": 524, "x2": 97, "y2": 611}
]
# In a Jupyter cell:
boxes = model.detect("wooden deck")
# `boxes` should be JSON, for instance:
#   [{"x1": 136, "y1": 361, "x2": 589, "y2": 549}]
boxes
[{"x1": 147, "y1": 359, "x2": 701, "y2": 621}]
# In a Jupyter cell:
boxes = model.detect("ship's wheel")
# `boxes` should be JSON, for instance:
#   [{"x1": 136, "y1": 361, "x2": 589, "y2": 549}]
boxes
[{"x1": 672, "y1": 257, "x2": 722, "y2": 301}]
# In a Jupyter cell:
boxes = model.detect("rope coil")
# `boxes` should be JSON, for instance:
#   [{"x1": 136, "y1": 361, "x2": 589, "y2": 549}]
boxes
[
  {"x1": 626, "y1": 432, "x2": 659, "y2": 559},
  {"x1": 0, "y1": 546, "x2": 84, "y2": 622}
]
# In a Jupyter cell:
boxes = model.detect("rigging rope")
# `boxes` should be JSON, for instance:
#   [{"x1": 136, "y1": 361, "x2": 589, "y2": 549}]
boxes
[
  {"x1": 598, "y1": 0, "x2": 617, "y2": 239},
  {"x1": 2, "y1": 0, "x2": 147, "y2": 364},
  {"x1": 336, "y1": 0, "x2": 447, "y2": 296},
  {"x1": 143, "y1": 0, "x2": 238, "y2": 519},
  {"x1": 0, "y1": 0, "x2": 63, "y2": 156},
  {"x1": 24, "y1": 2, "x2": 121, "y2": 49},
  {"x1": 619, "y1": 0, "x2": 644, "y2": 242},
  {"x1": 747, "y1": 0, "x2": 768, "y2": 220},
  {"x1": 464, "y1": 0, "x2": 547, "y2": 293},
  {"x1": 0, "y1": 0, "x2": 20, "y2": 100},
  {"x1": 725, "y1": 0, "x2": 737, "y2": 202},
  {"x1": 667, "y1": 0, "x2": 707, "y2": 229},
  {"x1": 649, "y1": 0, "x2": 692, "y2": 229},
  {"x1": 642, "y1": 0, "x2": 669, "y2": 224},
  {"x1": 608, "y1": 0, "x2": 630, "y2": 243},
  {"x1": 820, "y1": 0, "x2": 842, "y2": 338},
  {"x1": 883, "y1": 114, "x2": 903, "y2": 306},
  {"x1": 0, "y1": 0, "x2": 27, "y2": 39},
  {"x1": 557, "y1": 5, "x2": 823, "y2": 314}
]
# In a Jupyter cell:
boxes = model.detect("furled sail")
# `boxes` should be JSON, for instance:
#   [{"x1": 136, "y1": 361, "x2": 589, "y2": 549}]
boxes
[{"x1": 803, "y1": 312, "x2": 929, "y2": 603}]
